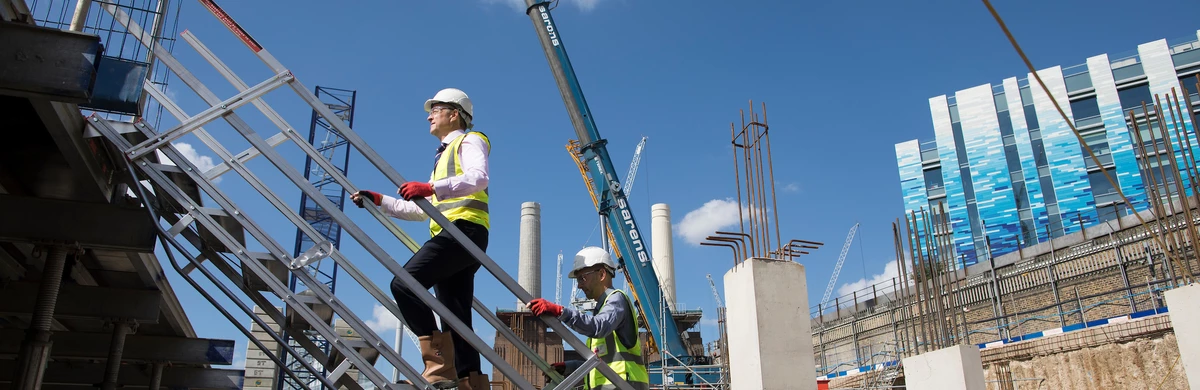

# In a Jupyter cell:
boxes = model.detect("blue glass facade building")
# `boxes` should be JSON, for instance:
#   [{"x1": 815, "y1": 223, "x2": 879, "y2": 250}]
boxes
[{"x1": 896, "y1": 31, "x2": 1200, "y2": 265}]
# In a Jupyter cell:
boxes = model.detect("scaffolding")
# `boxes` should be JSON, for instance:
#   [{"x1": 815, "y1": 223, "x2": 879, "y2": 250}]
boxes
[{"x1": 79, "y1": 1, "x2": 640, "y2": 388}]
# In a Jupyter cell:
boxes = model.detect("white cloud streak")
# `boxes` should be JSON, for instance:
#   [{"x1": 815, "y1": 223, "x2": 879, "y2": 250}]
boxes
[
  {"x1": 674, "y1": 198, "x2": 771, "y2": 246},
  {"x1": 365, "y1": 304, "x2": 401, "y2": 335},
  {"x1": 835, "y1": 260, "x2": 906, "y2": 298},
  {"x1": 674, "y1": 199, "x2": 745, "y2": 246},
  {"x1": 156, "y1": 142, "x2": 221, "y2": 183}
]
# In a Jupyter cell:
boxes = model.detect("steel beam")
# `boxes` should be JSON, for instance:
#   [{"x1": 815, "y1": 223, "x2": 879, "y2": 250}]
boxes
[
  {"x1": 0, "y1": 281, "x2": 160, "y2": 322},
  {"x1": 0, "y1": 194, "x2": 155, "y2": 252},
  {"x1": 0, "y1": 245, "x2": 25, "y2": 281},
  {"x1": 0, "y1": 361, "x2": 243, "y2": 388},
  {"x1": 124, "y1": 251, "x2": 197, "y2": 338},
  {"x1": 0, "y1": 20, "x2": 101, "y2": 103},
  {"x1": 0, "y1": 328, "x2": 233, "y2": 365},
  {"x1": 30, "y1": 98, "x2": 116, "y2": 202}
]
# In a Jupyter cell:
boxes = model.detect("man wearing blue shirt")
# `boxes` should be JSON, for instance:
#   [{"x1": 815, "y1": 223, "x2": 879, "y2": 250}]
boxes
[{"x1": 529, "y1": 247, "x2": 649, "y2": 389}]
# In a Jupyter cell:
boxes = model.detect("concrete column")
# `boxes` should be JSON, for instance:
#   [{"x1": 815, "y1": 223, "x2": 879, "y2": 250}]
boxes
[
  {"x1": 1165, "y1": 283, "x2": 1200, "y2": 389},
  {"x1": 724, "y1": 258, "x2": 815, "y2": 390},
  {"x1": 517, "y1": 202, "x2": 541, "y2": 311},
  {"x1": 901, "y1": 344, "x2": 985, "y2": 390},
  {"x1": 651, "y1": 203, "x2": 675, "y2": 310}
]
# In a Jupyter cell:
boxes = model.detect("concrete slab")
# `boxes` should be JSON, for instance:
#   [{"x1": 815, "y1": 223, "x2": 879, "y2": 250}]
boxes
[
  {"x1": 1165, "y1": 283, "x2": 1200, "y2": 389},
  {"x1": 901, "y1": 344, "x2": 985, "y2": 390},
  {"x1": 724, "y1": 258, "x2": 816, "y2": 390}
]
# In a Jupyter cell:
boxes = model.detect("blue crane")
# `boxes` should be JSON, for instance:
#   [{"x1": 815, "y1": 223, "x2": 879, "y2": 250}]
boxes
[{"x1": 521, "y1": 0, "x2": 694, "y2": 365}]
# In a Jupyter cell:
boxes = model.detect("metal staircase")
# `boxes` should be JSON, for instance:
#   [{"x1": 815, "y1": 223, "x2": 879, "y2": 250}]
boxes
[{"x1": 83, "y1": 1, "x2": 638, "y2": 389}]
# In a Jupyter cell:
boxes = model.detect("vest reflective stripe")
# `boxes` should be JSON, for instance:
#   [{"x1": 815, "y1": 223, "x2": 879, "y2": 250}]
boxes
[
  {"x1": 428, "y1": 131, "x2": 490, "y2": 237},
  {"x1": 585, "y1": 290, "x2": 649, "y2": 390}
]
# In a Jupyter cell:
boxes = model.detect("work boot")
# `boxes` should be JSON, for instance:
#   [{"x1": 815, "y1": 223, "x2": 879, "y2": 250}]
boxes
[
  {"x1": 456, "y1": 377, "x2": 473, "y2": 390},
  {"x1": 468, "y1": 372, "x2": 489, "y2": 390},
  {"x1": 418, "y1": 331, "x2": 458, "y2": 389},
  {"x1": 455, "y1": 372, "x2": 489, "y2": 390}
]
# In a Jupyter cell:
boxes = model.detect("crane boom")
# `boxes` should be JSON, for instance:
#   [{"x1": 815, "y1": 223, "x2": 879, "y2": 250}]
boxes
[
  {"x1": 821, "y1": 223, "x2": 859, "y2": 308},
  {"x1": 523, "y1": 0, "x2": 690, "y2": 363},
  {"x1": 623, "y1": 136, "x2": 647, "y2": 194}
]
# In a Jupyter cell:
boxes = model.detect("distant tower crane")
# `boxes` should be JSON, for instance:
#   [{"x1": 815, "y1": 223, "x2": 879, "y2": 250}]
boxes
[
  {"x1": 565, "y1": 136, "x2": 649, "y2": 306},
  {"x1": 623, "y1": 136, "x2": 648, "y2": 194},
  {"x1": 820, "y1": 223, "x2": 860, "y2": 311}
]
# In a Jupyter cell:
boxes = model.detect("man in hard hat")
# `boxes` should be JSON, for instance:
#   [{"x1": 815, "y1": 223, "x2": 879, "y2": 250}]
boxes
[
  {"x1": 528, "y1": 247, "x2": 650, "y2": 390},
  {"x1": 351, "y1": 88, "x2": 490, "y2": 390}
]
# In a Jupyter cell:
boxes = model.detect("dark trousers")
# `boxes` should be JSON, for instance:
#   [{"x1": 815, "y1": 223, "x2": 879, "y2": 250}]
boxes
[{"x1": 391, "y1": 219, "x2": 488, "y2": 378}]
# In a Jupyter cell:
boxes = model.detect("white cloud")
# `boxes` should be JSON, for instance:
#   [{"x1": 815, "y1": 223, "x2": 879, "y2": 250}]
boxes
[
  {"x1": 835, "y1": 260, "x2": 908, "y2": 298},
  {"x1": 365, "y1": 304, "x2": 401, "y2": 335},
  {"x1": 784, "y1": 183, "x2": 800, "y2": 193},
  {"x1": 157, "y1": 142, "x2": 222, "y2": 183},
  {"x1": 483, "y1": 0, "x2": 606, "y2": 12},
  {"x1": 674, "y1": 198, "x2": 754, "y2": 246}
]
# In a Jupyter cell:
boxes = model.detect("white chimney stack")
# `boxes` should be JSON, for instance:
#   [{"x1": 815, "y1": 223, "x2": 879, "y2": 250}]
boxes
[
  {"x1": 517, "y1": 202, "x2": 541, "y2": 311},
  {"x1": 651, "y1": 203, "x2": 676, "y2": 310}
]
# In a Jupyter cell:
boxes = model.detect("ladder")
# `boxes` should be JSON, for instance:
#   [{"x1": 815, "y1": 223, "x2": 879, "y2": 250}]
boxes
[{"x1": 84, "y1": 2, "x2": 638, "y2": 389}]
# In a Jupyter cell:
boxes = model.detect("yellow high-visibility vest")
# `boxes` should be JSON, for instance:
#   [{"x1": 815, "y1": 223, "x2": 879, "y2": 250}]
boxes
[
  {"x1": 428, "y1": 131, "x2": 490, "y2": 237},
  {"x1": 585, "y1": 289, "x2": 649, "y2": 390}
]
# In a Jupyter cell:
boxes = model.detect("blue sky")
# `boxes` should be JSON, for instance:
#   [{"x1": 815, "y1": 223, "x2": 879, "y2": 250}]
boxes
[{"x1": 134, "y1": 0, "x2": 1200, "y2": 382}]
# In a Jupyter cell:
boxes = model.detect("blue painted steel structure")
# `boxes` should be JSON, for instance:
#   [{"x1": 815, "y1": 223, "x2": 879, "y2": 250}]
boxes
[
  {"x1": 279, "y1": 86, "x2": 356, "y2": 390},
  {"x1": 522, "y1": 0, "x2": 694, "y2": 367}
]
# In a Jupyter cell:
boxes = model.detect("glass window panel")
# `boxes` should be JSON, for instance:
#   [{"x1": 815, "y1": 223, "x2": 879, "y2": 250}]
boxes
[
  {"x1": 924, "y1": 168, "x2": 944, "y2": 191},
  {"x1": 1112, "y1": 63, "x2": 1145, "y2": 82},
  {"x1": 1071, "y1": 97, "x2": 1101, "y2": 122},
  {"x1": 1118, "y1": 84, "x2": 1153, "y2": 111},
  {"x1": 995, "y1": 92, "x2": 1009, "y2": 112},
  {"x1": 1065, "y1": 71, "x2": 1093, "y2": 92},
  {"x1": 1089, "y1": 170, "x2": 1117, "y2": 196},
  {"x1": 1025, "y1": 106, "x2": 1040, "y2": 131},
  {"x1": 1014, "y1": 181, "x2": 1029, "y2": 209}
]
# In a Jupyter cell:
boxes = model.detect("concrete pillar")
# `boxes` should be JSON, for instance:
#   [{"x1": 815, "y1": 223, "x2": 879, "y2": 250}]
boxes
[
  {"x1": 651, "y1": 203, "x2": 675, "y2": 310},
  {"x1": 517, "y1": 202, "x2": 541, "y2": 311},
  {"x1": 1165, "y1": 283, "x2": 1200, "y2": 389},
  {"x1": 901, "y1": 344, "x2": 986, "y2": 390},
  {"x1": 724, "y1": 258, "x2": 815, "y2": 390}
]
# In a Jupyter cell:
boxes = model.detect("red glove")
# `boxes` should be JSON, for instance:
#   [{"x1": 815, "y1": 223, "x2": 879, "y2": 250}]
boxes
[
  {"x1": 529, "y1": 298, "x2": 563, "y2": 317},
  {"x1": 399, "y1": 182, "x2": 434, "y2": 200},
  {"x1": 352, "y1": 190, "x2": 382, "y2": 208}
]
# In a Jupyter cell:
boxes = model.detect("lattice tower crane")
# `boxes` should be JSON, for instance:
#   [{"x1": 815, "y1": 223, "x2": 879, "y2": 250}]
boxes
[{"x1": 820, "y1": 223, "x2": 860, "y2": 310}]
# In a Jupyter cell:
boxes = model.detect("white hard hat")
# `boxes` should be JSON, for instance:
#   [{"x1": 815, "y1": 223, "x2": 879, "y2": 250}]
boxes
[
  {"x1": 424, "y1": 88, "x2": 473, "y2": 119},
  {"x1": 568, "y1": 246, "x2": 618, "y2": 278}
]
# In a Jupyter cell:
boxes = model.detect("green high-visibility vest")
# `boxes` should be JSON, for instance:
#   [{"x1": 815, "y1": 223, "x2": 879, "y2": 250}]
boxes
[
  {"x1": 585, "y1": 289, "x2": 650, "y2": 390},
  {"x1": 428, "y1": 131, "x2": 490, "y2": 237}
]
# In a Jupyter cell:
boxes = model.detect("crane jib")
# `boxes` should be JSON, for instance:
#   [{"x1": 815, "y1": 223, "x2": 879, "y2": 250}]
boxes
[{"x1": 527, "y1": 0, "x2": 693, "y2": 364}]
